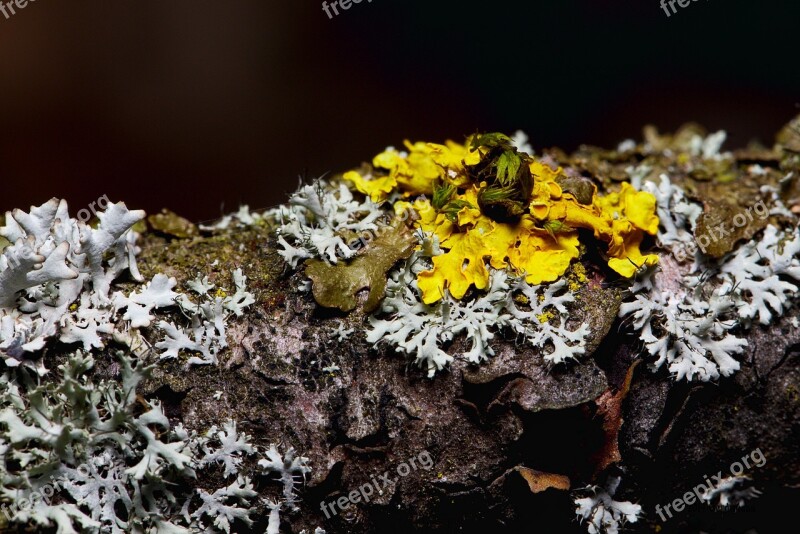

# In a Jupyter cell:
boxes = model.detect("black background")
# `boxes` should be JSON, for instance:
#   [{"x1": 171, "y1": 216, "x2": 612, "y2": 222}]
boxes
[{"x1": 1, "y1": 0, "x2": 798, "y2": 222}]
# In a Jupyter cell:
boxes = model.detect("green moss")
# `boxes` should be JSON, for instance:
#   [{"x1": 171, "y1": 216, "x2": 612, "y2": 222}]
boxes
[{"x1": 136, "y1": 223, "x2": 281, "y2": 295}]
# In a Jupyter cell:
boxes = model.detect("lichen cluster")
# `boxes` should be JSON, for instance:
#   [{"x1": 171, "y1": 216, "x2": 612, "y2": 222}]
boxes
[
  {"x1": 2, "y1": 119, "x2": 800, "y2": 534},
  {"x1": 0, "y1": 199, "x2": 318, "y2": 533},
  {"x1": 616, "y1": 131, "x2": 800, "y2": 382},
  {"x1": 270, "y1": 123, "x2": 799, "y2": 533},
  {"x1": 270, "y1": 127, "x2": 800, "y2": 388},
  {"x1": 366, "y1": 236, "x2": 589, "y2": 376},
  {"x1": 0, "y1": 350, "x2": 306, "y2": 533},
  {"x1": 273, "y1": 133, "x2": 667, "y2": 377},
  {"x1": 344, "y1": 132, "x2": 660, "y2": 303}
]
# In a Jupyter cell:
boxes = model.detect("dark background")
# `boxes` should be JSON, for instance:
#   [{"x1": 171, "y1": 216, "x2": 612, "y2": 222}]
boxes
[{"x1": 1, "y1": 0, "x2": 798, "y2": 223}]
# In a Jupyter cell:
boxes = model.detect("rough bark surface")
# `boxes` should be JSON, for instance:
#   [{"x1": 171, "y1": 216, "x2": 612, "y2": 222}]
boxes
[{"x1": 129, "y1": 222, "x2": 799, "y2": 533}]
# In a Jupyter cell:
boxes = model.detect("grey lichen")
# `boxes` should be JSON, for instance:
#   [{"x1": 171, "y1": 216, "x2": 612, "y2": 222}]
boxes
[{"x1": 0, "y1": 199, "x2": 308, "y2": 533}]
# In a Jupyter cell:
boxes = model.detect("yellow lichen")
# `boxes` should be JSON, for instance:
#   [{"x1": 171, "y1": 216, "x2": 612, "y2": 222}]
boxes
[
  {"x1": 343, "y1": 135, "x2": 660, "y2": 303},
  {"x1": 344, "y1": 140, "x2": 481, "y2": 201},
  {"x1": 342, "y1": 170, "x2": 396, "y2": 202},
  {"x1": 537, "y1": 311, "x2": 555, "y2": 324},
  {"x1": 514, "y1": 294, "x2": 530, "y2": 305},
  {"x1": 568, "y1": 262, "x2": 589, "y2": 292}
]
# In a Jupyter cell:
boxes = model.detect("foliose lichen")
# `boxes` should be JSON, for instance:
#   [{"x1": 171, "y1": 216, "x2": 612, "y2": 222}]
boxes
[{"x1": 0, "y1": 199, "x2": 313, "y2": 533}]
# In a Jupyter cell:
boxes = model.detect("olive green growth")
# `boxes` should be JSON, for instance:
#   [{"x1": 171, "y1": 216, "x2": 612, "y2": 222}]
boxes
[
  {"x1": 467, "y1": 132, "x2": 534, "y2": 222},
  {"x1": 305, "y1": 222, "x2": 417, "y2": 313}
]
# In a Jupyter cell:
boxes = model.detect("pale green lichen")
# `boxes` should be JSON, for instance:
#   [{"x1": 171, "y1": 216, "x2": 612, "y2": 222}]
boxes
[
  {"x1": 0, "y1": 350, "x2": 276, "y2": 533},
  {"x1": 0, "y1": 199, "x2": 309, "y2": 533},
  {"x1": 366, "y1": 233, "x2": 590, "y2": 377}
]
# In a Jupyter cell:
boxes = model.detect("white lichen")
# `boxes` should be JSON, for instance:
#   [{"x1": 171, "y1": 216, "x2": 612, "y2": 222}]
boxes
[
  {"x1": 198, "y1": 204, "x2": 272, "y2": 231},
  {"x1": 256, "y1": 444, "x2": 312, "y2": 531},
  {"x1": 574, "y1": 477, "x2": 641, "y2": 534},
  {"x1": 643, "y1": 173, "x2": 702, "y2": 249},
  {"x1": 197, "y1": 421, "x2": 256, "y2": 478},
  {"x1": 332, "y1": 321, "x2": 354, "y2": 342},
  {"x1": 0, "y1": 200, "x2": 255, "y2": 371},
  {"x1": 113, "y1": 273, "x2": 180, "y2": 328},
  {"x1": 258, "y1": 444, "x2": 311, "y2": 510},
  {"x1": 700, "y1": 476, "x2": 762, "y2": 509},
  {"x1": 616, "y1": 139, "x2": 637, "y2": 154},
  {"x1": 156, "y1": 269, "x2": 255, "y2": 366},
  {"x1": 761, "y1": 182, "x2": 794, "y2": 218},
  {"x1": 190, "y1": 476, "x2": 258, "y2": 533},
  {"x1": 625, "y1": 164, "x2": 651, "y2": 191},
  {"x1": 511, "y1": 130, "x2": 534, "y2": 155},
  {"x1": 276, "y1": 180, "x2": 383, "y2": 267},
  {"x1": 619, "y1": 168, "x2": 800, "y2": 381},
  {"x1": 0, "y1": 351, "x2": 310, "y2": 534},
  {"x1": 620, "y1": 281, "x2": 746, "y2": 381},
  {"x1": 688, "y1": 130, "x2": 729, "y2": 160},
  {"x1": 503, "y1": 276, "x2": 591, "y2": 365},
  {"x1": 0, "y1": 199, "x2": 145, "y2": 372},
  {"x1": 367, "y1": 237, "x2": 589, "y2": 377},
  {"x1": 716, "y1": 224, "x2": 800, "y2": 326}
]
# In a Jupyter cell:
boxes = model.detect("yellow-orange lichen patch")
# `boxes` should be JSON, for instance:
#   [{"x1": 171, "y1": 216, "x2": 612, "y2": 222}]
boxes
[{"x1": 343, "y1": 135, "x2": 660, "y2": 302}]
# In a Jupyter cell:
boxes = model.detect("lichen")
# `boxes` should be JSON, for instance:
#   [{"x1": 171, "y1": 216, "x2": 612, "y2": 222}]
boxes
[
  {"x1": 574, "y1": 476, "x2": 641, "y2": 534},
  {"x1": 255, "y1": 132, "x2": 663, "y2": 377},
  {"x1": 0, "y1": 350, "x2": 307, "y2": 533},
  {"x1": 366, "y1": 233, "x2": 590, "y2": 377},
  {"x1": 0, "y1": 199, "x2": 310, "y2": 533},
  {"x1": 344, "y1": 133, "x2": 660, "y2": 304},
  {"x1": 155, "y1": 268, "x2": 256, "y2": 366},
  {"x1": 275, "y1": 182, "x2": 383, "y2": 267},
  {"x1": 1, "y1": 198, "x2": 146, "y2": 372},
  {"x1": 615, "y1": 133, "x2": 800, "y2": 381},
  {"x1": 4, "y1": 117, "x2": 799, "y2": 532},
  {"x1": 304, "y1": 222, "x2": 417, "y2": 313}
]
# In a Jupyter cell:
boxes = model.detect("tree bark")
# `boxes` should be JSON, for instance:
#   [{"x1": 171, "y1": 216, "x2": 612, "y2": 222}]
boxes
[{"x1": 132, "y1": 217, "x2": 800, "y2": 533}]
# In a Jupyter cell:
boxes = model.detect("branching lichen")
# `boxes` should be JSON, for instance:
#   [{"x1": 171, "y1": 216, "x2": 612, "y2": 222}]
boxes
[
  {"x1": 0, "y1": 351, "x2": 311, "y2": 533},
  {"x1": 276, "y1": 182, "x2": 384, "y2": 267},
  {"x1": 367, "y1": 233, "x2": 589, "y2": 376},
  {"x1": 0, "y1": 199, "x2": 145, "y2": 371},
  {"x1": 574, "y1": 476, "x2": 641, "y2": 534},
  {"x1": 618, "y1": 150, "x2": 800, "y2": 381}
]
